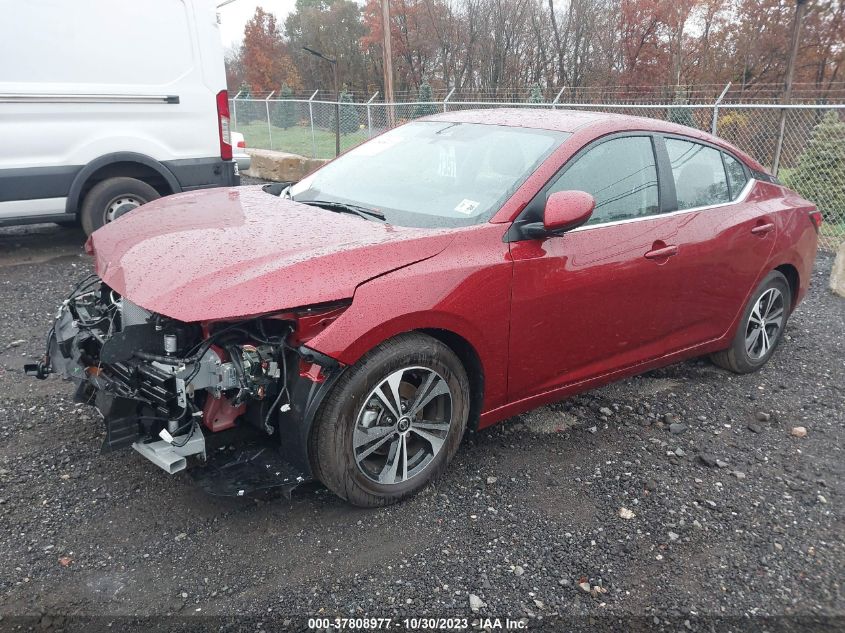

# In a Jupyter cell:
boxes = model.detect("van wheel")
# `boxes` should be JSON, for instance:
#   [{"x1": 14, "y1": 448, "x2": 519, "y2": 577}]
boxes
[
  {"x1": 80, "y1": 177, "x2": 159, "y2": 235},
  {"x1": 310, "y1": 333, "x2": 469, "y2": 508}
]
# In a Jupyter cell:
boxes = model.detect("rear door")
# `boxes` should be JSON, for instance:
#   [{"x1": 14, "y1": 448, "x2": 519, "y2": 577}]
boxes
[
  {"x1": 507, "y1": 134, "x2": 695, "y2": 402},
  {"x1": 655, "y1": 136, "x2": 777, "y2": 344}
]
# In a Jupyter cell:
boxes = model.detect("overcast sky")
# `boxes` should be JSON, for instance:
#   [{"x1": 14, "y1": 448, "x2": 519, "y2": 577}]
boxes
[{"x1": 217, "y1": 0, "x2": 297, "y2": 49}]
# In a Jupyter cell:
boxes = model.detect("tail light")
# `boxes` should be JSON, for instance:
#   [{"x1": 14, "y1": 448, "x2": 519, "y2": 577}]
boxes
[
  {"x1": 809, "y1": 210, "x2": 823, "y2": 230},
  {"x1": 237, "y1": 139, "x2": 246, "y2": 149},
  {"x1": 216, "y1": 90, "x2": 232, "y2": 161}
]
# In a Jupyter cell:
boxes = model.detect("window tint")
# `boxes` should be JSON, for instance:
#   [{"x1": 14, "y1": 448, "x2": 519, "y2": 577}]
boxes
[
  {"x1": 666, "y1": 138, "x2": 730, "y2": 209},
  {"x1": 549, "y1": 136, "x2": 659, "y2": 225},
  {"x1": 723, "y1": 153, "x2": 748, "y2": 199}
]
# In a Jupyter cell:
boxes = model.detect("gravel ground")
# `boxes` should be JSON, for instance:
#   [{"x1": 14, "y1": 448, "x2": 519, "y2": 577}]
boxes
[{"x1": 0, "y1": 214, "x2": 842, "y2": 632}]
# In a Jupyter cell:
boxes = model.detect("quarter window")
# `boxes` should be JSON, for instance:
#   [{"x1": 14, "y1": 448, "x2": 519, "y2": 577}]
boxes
[
  {"x1": 549, "y1": 136, "x2": 659, "y2": 225},
  {"x1": 723, "y1": 153, "x2": 749, "y2": 199},
  {"x1": 666, "y1": 138, "x2": 730, "y2": 209}
]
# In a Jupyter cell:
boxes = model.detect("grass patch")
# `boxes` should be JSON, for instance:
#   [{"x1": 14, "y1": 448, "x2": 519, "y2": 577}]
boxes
[{"x1": 235, "y1": 122, "x2": 368, "y2": 159}]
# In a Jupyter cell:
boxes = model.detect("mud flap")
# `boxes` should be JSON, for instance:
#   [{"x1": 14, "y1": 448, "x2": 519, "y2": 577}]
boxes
[
  {"x1": 97, "y1": 392, "x2": 141, "y2": 453},
  {"x1": 188, "y1": 438, "x2": 311, "y2": 498}
]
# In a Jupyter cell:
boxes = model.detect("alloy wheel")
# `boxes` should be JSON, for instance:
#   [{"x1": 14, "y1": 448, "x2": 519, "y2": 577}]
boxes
[
  {"x1": 353, "y1": 366, "x2": 453, "y2": 485},
  {"x1": 745, "y1": 287, "x2": 785, "y2": 360}
]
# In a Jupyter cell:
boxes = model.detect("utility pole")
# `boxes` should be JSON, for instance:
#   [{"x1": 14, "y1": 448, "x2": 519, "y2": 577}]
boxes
[
  {"x1": 772, "y1": 0, "x2": 807, "y2": 175},
  {"x1": 381, "y1": 0, "x2": 395, "y2": 126}
]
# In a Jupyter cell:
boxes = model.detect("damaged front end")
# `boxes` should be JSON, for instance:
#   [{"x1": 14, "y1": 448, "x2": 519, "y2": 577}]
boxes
[{"x1": 26, "y1": 274, "x2": 346, "y2": 496}]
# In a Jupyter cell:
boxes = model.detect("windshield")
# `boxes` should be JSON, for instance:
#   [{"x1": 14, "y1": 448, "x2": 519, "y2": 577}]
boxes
[{"x1": 289, "y1": 121, "x2": 569, "y2": 228}]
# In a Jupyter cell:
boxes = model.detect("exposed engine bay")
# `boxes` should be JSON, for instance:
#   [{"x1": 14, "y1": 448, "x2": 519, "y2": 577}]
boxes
[{"x1": 26, "y1": 274, "x2": 346, "y2": 494}]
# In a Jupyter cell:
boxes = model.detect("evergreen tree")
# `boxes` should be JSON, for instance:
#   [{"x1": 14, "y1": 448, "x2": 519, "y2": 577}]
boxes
[
  {"x1": 667, "y1": 88, "x2": 695, "y2": 128},
  {"x1": 414, "y1": 81, "x2": 437, "y2": 117},
  {"x1": 784, "y1": 110, "x2": 845, "y2": 225},
  {"x1": 272, "y1": 83, "x2": 297, "y2": 129},
  {"x1": 528, "y1": 83, "x2": 544, "y2": 104},
  {"x1": 338, "y1": 88, "x2": 359, "y2": 134}
]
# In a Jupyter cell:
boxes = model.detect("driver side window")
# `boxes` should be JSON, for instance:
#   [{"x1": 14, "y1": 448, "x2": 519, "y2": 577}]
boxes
[{"x1": 549, "y1": 136, "x2": 660, "y2": 225}]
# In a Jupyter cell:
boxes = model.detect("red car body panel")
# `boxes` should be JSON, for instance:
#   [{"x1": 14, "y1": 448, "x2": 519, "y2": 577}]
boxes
[
  {"x1": 86, "y1": 186, "x2": 454, "y2": 322},
  {"x1": 86, "y1": 109, "x2": 819, "y2": 433}
]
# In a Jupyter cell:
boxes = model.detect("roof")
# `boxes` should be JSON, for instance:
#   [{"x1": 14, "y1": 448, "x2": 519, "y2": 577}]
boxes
[{"x1": 421, "y1": 107, "x2": 764, "y2": 171}]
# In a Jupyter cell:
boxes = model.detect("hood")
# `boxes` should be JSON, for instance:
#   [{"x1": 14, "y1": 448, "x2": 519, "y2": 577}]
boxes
[{"x1": 88, "y1": 186, "x2": 454, "y2": 322}]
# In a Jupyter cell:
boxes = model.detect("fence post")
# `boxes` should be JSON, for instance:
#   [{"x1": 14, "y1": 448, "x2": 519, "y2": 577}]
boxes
[
  {"x1": 443, "y1": 88, "x2": 455, "y2": 113},
  {"x1": 711, "y1": 82, "x2": 731, "y2": 135},
  {"x1": 552, "y1": 87, "x2": 565, "y2": 110},
  {"x1": 232, "y1": 90, "x2": 242, "y2": 130},
  {"x1": 308, "y1": 90, "x2": 318, "y2": 159},
  {"x1": 366, "y1": 91, "x2": 379, "y2": 138},
  {"x1": 264, "y1": 91, "x2": 275, "y2": 151}
]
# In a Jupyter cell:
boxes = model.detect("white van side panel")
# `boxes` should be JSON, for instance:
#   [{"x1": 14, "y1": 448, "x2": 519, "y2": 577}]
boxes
[{"x1": 0, "y1": 0, "x2": 222, "y2": 169}]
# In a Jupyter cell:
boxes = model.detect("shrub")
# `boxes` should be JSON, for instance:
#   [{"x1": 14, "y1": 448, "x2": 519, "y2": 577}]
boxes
[{"x1": 783, "y1": 110, "x2": 845, "y2": 224}]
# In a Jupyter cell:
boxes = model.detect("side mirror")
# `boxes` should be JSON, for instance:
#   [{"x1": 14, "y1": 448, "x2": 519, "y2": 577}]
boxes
[
  {"x1": 518, "y1": 190, "x2": 596, "y2": 239},
  {"x1": 543, "y1": 190, "x2": 595, "y2": 233}
]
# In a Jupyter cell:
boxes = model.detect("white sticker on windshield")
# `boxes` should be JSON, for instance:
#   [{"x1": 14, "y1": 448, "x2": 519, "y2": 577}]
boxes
[{"x1": 454, "y1": 199, "x2": 479, "y2": 214}]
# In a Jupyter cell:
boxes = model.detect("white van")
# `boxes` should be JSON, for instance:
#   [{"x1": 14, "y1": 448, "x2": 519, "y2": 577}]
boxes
[{"x1": 0, "y1": 0, "x2": 238, "y2": 235}]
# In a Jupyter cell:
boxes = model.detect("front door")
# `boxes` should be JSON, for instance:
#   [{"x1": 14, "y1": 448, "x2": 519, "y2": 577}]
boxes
[{"x1": 507, "y1": 134, "x2": 691, "y2": 402}]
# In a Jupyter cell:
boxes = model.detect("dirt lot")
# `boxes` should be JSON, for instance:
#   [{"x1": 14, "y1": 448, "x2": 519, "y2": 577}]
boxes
[{"x1": 0, "y1": 219, "x2": 842, "y2": 632}]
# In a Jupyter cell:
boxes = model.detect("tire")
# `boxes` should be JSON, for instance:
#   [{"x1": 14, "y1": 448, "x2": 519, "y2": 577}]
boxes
[
  {"x1": 711, "y1": 271, "x2": 791, "y2": 374},
  {"x1": 310, "y1": 333, "x2": 470, "y2": 508},
  {"x1": 80, "y1": 177, "x2": 159, "y2": 236}
]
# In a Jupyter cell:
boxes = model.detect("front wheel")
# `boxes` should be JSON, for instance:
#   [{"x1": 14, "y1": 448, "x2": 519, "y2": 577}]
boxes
[
  {"x1": 711, "y1": 270, "x2": 791, "y2": 374},
  {"x1": 310, "y1": 333, "x2": 469, "y2": 507}
]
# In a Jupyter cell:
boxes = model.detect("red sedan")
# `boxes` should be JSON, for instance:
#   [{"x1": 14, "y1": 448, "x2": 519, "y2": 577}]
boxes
[{"x1": 29, "y1": 109, "x2": 821, "y2": 506}]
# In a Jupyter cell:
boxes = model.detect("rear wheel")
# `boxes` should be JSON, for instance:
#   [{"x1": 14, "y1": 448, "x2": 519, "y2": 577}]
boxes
[
  {"x1": 80, "y1": 177, "x2": 159, "y2": 235},
  {"x1": 711, "y1": 271, "x2": 791, "y2": 374},
  {"x1": 310, "y1": 333, "x2": 469, "y2": 507}
]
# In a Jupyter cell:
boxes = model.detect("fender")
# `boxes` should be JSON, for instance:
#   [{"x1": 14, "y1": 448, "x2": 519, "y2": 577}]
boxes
[{"x1": 65, "y1": 152, "x2": 181, "y2": 214}]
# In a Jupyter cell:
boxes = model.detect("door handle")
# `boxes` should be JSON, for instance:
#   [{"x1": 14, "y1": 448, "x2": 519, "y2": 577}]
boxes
[
  {"x1": 644, "y1": 245, "x2": 678, "y2": 260},
  {"x1": 751, "y1": 222, "x2": 775, "y2": 235}
]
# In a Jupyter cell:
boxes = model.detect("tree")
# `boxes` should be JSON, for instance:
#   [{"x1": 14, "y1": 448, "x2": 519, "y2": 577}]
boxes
[
  {"x1": 667, "y1": 88, "x2": 696, "y2": 128},
  {"x1": 414, "y1": 80, "x2": 437, "y2": 117},
  {"x1": 272, "y1": 83, "x2": 298, "y2": 129},
  {"x1": 242, "y1": 7, "x2": 301, "y2": 93},
  {"x1": 528, "y1": 83, "x2": 544, "y2": 103},
  {"x1": 783, "y1": 111, "x2": 845, "y2": 225},
  {"x1": 338, "y1": 88, "x2": 359, "y2": 134}
]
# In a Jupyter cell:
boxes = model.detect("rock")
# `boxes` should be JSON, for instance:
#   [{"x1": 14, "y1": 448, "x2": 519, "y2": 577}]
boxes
[
  {"x1": 514, "y1": 565, "x2": 525, "y2": 577},
  {"x1": 698, "y1": 453, "x2": 718, "y2": 467},
  {"x1": 244, "y1": 149, "x2": 328, "y2": 182},
  {"x1": 818, "y1": 494, "x2": 828, "y2": 504},
  {"x1": 469, "y1": 594, "x2": 485, "y2": 612},
  {"x1": 577, "y1": 581, "x2": 591, "y2": 593},
  {"x1": 732, "y1": 471, "x2": 746, "y2": 480},
  {"x1": 674, "y1": 448, "x2": 686, "y2": 457},
  {"x1": 747, "y1": 423, "x2": 763, "y2": 434},
  {"x1": 175, "y1": 532, "x2": 187, "y2": 542},
  {"x1": 755, "y1": 412, "x2": 771, "y2": 422},
  {"x1": 645, "y1": 479, "x2": 658, "y2": 491},
  {"x1": 587, "y1": 426, "x2": 597, "y2": 434},
  {"x1": 668, "y1": 531, "x2": 679, "y2": 541},
  {"x1": 599, "y1": 407, "x2": 613, "y2": 417},
  {"x1": 486, "y1": 476, "x2": 498, "y2": 485},
  {"x1": 715, "y1": 459, "x2": 729, "y2": 468},
  {"x1": 618, "y1": 507, "x2": 636, "y2": 520},
  {"x1": 829, "y1": 241, "x2": 845, "y2": 298},
  {"x1": 664, "y1": 413, "x2": 678, "y2": 425},
  {"x1": 669, "y1": 423, "x2": 687, "y2": 435},
  {"x1": 791, "y1": 426, "x2": 808, "y2": 438},
  {"x1": 559, "y1": 578, "x2": 571, "y2": 587}
]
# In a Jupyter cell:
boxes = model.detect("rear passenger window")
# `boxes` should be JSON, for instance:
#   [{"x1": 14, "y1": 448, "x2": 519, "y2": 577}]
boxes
[
  {"x1": 550, "y1": 136, "x2": 659, "y2": 225},
  {"x1": 666, "y1": 139, "x2": 730, "y2": 210},
  {"x1": 723, "y1": 153, "x2": 749, "y2": 199}
]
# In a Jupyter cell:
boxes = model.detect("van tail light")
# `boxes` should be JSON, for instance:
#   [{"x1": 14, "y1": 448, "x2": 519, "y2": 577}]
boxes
[
  {"x1": 237, "y1": 139, "x2": 246, "y2": 149},
  {"x1": 216, "y1": 90, "x2": 232, "y2": 161},
  {"x1": 809, "y1": 210, "x2": 823, "y2": 230}
]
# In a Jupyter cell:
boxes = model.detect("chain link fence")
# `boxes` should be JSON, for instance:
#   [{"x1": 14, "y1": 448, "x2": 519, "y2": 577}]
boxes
[{"x1": 230, "y1": 94, "x2": 845, "y2": 250}]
